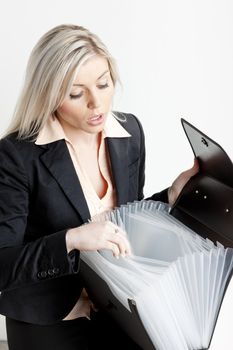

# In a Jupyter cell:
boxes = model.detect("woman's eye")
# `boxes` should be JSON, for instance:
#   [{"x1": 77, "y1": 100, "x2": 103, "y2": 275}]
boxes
[
  {"x1": 70, "y1": 91, "x2": 83, "y2": 99},
  {"x1": 98, "y1": 83, "x2": 109, "y2": 89}
]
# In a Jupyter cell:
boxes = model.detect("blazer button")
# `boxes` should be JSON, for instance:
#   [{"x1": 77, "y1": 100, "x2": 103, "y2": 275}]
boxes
[
  {"x1": 37, "y1": 271, "x2": 47, "y2": 279},
  {"x1": 48, "y1": 269, "x2": 55, "y2": 276},
  {"x1": 52, "y1": 267, "x2": 60, "y2": 275}
]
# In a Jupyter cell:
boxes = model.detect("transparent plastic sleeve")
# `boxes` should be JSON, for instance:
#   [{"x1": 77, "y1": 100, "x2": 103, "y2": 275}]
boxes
[{"x1": 82, "y1": 200, "x2": 233, "y2": 350}]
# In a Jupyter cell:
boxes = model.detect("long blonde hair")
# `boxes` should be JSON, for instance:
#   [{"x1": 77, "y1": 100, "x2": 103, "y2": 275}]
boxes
[{"x1": 5, "y1": 24, "x2": 119, "y2": 139}]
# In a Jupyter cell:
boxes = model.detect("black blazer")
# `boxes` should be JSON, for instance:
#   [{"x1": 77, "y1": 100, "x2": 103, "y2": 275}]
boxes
[{"x1": 0, "y1": 112, "x2": 167, "y2": 325}]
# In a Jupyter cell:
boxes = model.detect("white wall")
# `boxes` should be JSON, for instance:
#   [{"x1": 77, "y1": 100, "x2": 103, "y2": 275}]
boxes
[{"x1": 0, "y1": 0, "x2": 233, "y2": 342}]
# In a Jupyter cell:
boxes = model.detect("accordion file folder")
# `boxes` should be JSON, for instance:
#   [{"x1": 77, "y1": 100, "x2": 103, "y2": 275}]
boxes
[{"x1": 80, "y1": 119, "x2": 233, "y2": 350}]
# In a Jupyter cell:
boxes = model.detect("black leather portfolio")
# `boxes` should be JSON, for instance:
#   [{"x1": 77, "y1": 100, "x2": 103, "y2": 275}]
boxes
[{"x1": 80, "y1": 119, "x2": 233, "y2": 350}]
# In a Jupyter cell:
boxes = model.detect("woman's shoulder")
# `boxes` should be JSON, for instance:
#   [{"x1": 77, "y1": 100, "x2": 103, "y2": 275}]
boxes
[
  {"x1": 0, "y1": 132, "x2": 41, "y2": 163},
  {"x1": 3, "y1": 128, "x2": 43, "y2": 145},
  {"x1": 112, "y1": 111, "x2": 144, "y2": 138}
]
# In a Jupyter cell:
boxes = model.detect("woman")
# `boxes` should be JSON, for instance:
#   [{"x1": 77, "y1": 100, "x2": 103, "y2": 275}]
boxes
[{"x1": 0, "y1": 24, "x2": 198, "y2": 349}]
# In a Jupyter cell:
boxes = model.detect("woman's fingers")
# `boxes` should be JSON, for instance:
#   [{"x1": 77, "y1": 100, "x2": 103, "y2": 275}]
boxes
[
  {"x1": 68, "y1": 220, "x2": 132, "y2": 257},
  {"x1": 105, "y1": 241, "x2": 120, "y2": 258},
  {"x1": 109, "y1": 233, "x2": 131, "y2": 257},
  {"x1": 107, "y1": 221, "x2": 127, "y2": 236},
  {"x1": 105, "y1": 221, "x2": 132, "y2": 258}
]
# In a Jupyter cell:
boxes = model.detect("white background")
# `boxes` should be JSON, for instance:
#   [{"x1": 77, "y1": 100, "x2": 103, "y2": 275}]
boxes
[{"x1": 0, "y1": 0, "x2": 233, "y2": 343}]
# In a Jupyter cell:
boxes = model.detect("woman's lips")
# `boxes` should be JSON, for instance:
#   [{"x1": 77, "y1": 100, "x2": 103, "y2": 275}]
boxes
[{"x1": 87, "y1": 114, "x2": 104, "y2": 126}]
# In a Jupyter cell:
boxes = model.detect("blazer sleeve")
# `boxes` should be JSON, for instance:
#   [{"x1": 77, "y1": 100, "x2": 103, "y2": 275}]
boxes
[
  {"x1": 0, "y1": 138, "x2": 79, "y2": 292},
  {"x1": 132, "y1": 115, "x2": 145, "y2": 201},
  {"x1": 132, "y1": 114, "x2": 169, "y2": 203}
]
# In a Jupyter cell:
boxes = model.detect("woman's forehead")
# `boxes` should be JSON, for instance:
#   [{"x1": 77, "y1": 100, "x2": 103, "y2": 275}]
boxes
[{"x1": 73, "y1": 55, "x2": 110, "y2": 86}]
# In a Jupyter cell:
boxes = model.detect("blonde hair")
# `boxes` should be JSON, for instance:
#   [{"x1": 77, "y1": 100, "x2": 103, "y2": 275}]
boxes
[{"x1": 5, "y1": 24, "x2": 119, "y2": 139}]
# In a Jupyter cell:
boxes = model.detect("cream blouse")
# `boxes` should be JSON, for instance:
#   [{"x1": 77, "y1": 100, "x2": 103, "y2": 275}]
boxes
[{"x1": 35, "y1": 112, "x2": 131, "y2": 320}]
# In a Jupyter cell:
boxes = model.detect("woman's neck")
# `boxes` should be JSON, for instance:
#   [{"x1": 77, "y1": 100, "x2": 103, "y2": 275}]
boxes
[
  {"x1": 68, "y1": 128, "x2": 100, "y2": 149},
  {"x1": 57, "y1": 117, "x2": 100, "y2": 149}
]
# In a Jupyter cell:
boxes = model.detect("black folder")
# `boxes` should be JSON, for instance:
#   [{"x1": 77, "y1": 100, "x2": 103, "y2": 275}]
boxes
[
  {"x1": 81, "y1": 119, "x2": 233, "y2": 350},
  {"x1": 171, "y1": 118, "x2": 233, "y2": 248}
]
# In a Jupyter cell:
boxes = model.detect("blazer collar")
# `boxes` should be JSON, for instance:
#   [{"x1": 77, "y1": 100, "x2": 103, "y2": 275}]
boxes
[
  {"x1": 40, "y1": 140, "x2": 91, "y2": 223},
  {"x1": 35, "y1": 112, "x2": 131, "y2": 145},
  {"x1": 37, "y1": 114, "x2": 131, "y2": 222},
  {"x1": 106, "y1": 137, "x2": 130, "y2": 207}
]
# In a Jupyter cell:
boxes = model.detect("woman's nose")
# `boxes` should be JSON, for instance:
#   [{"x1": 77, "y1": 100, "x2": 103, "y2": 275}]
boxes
[{"x1": 87, "y1": 92, "x2": 100, "y2": 110}]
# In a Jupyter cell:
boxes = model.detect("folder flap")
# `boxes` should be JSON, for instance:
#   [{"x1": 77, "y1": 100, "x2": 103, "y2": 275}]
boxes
[
  {"x1": 181, "y1": 118, "x2": 233, "y2": 188},
  {"x1": 171, "y1": 119, "x2": 233, "y2": 247}
]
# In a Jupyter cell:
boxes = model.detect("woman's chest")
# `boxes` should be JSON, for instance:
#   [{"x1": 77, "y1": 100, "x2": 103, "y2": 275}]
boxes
[{"x1": 75, "y1": 150, "x2": 111, "y2": 199}]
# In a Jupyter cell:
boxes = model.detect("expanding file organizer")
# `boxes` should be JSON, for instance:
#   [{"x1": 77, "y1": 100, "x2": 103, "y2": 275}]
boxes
[{"x1": 80, "y1": 119, "x2": 233, "y2": 350}]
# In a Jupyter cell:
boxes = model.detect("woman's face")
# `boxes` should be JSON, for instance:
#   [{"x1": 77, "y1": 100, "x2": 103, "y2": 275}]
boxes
[{"x1": 56, "y1": 55, "x2": 115, "y2": 134}]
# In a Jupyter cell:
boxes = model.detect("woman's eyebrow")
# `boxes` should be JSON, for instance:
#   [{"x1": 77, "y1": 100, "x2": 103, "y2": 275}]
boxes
[{"x1": 73, "y1": 70, "x2": 109, "y2": 86}]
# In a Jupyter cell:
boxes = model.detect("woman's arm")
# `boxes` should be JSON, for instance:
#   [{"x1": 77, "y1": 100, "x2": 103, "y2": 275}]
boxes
[
  {"x1": 133, "y1": 115, "x2": 169, "y2": 202},
  {"x1": 0, "y1": 138, "x2": 79, "y2": 292},
  {"x1": 134, "y1": 115, "x2": 199, "y2": 204},
  {"x1": 0, "y1": 137, "x2": 131, "y2": 292}
]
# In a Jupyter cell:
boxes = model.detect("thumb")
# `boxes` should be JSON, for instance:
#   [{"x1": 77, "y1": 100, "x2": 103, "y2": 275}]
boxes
[{"x1": 168, "y1": 158, "x2": 199, "y2": 205}]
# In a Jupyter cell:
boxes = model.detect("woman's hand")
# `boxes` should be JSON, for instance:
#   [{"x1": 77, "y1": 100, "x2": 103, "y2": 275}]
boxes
[
  {"x1": 66, "y1": 221, "x2": 132, "y2": 258},
  {"x1": 168, "y1": 158, "x2": 199, "y2": 206}
]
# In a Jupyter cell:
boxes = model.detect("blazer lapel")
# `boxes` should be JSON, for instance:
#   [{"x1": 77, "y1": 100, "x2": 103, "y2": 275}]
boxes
[
  {"x1": 39, "y1": 140, "x2": 91, "y2": 223},
  {"x1": 38, "y1": 137, "x2": 130, "y2": 221},
  {"x1": 106, "y1": 137, "x2": 130, "y2": 206}
]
